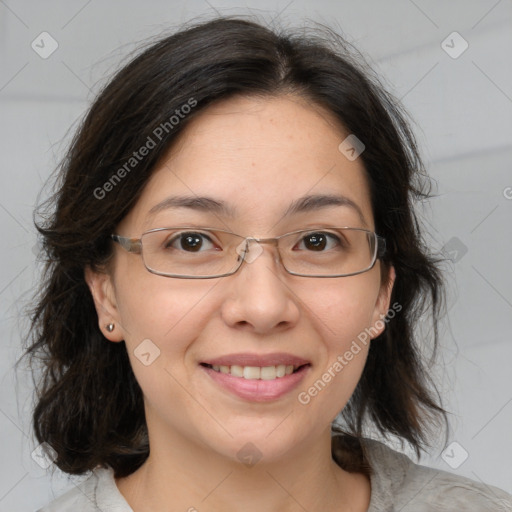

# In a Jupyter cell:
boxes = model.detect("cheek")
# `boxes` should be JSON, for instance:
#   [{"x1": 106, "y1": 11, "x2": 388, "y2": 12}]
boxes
[
  {"x1": 317, "y1": 282, "x2": 374, "y2": 378},
  {"x1": 114, "y1": 257, "x2": 211, "y2": 334},
  {"x1": 115, "y1": 276, "x2": 223, "y2": 408},
  {"x1": 295, "y1": 275, "x2": 379, "y2": 424},
  {"x1": 305, "y1": 273, "x2": 381, "y2": 344},
  {"x1": 114, "y1": 265, "x2": 221, "y2": 366}
]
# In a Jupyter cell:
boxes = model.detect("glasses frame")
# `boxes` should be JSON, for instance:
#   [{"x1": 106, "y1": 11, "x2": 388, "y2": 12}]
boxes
[{"x1": 111, "y1": 226, "x2": 386, "y2": 279}]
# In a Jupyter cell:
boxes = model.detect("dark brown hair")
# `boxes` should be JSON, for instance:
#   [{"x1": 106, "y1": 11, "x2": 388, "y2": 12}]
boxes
[{"x1": 24, "y1": 15, "x2": 448, "y2": 478}]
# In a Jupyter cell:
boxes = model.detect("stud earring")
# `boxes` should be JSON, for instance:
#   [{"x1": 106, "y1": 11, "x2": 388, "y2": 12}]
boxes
[{"x1": 106, "y1": 323, "x2": 115, "y2": 332}]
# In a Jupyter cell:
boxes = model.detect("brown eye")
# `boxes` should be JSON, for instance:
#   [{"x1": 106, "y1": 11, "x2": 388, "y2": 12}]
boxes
[
  {"x1": 297, "y1": 232, "x2": 341, "y2": 252},
  {"x1": 180, "y1": 234, "x2": 203, "y2": 252},
  {"x1": 166, "y1": 232, "x2": 215, "y2": 252},
  {"x1": 304, "y1": 233, "x2": 327, "y2": 251}
]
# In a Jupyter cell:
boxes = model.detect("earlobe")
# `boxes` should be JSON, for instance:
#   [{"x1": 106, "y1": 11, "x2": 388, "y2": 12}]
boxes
[{"x1": 84, "y1": 266, "x2": 124, "y2": 342}]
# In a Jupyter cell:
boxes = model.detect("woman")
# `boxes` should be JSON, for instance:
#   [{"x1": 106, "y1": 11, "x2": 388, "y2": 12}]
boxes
[{"x1": 27, "y1": 16, "x2": 511, "y2": 511}]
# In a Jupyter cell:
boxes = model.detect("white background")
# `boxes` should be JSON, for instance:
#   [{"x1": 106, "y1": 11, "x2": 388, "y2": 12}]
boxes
[{"x1": 0, "y1": 0, "x2": 511, "y2": 510}]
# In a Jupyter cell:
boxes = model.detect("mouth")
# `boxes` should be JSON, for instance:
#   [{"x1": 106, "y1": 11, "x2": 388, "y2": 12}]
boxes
[
  {"x1": 198, "y1": 354, "x2": 311, "y2": 402},
  {"x1": 199, "y1": 362, "x2": 310, "y2": 380}
]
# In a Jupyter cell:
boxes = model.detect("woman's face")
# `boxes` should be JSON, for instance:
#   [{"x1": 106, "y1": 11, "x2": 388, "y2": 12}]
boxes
[{"x1": 88, "y1": 94, "x2": 394, "y2": 464}]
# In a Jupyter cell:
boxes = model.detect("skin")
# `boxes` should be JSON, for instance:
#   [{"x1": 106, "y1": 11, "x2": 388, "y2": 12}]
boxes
[{"x1": 86, "y1": 94, "x2": 395, "y2": 512}]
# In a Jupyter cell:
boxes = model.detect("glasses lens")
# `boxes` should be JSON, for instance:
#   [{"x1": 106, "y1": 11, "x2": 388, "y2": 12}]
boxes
[
  {"x1": 139, "y1": 227, "x2": 378, "y2": 278},
  {"x1": 279, "y1": 228, "x2": 377, "y2": 276},
  {"x1": 141, "y1": 229, "x2": 242, "y2": 277}
]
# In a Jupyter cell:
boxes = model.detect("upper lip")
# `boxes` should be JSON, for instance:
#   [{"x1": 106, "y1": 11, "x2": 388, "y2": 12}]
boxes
[{"x1": 201, "y1": 353, "x2": 311, "y2": 368}]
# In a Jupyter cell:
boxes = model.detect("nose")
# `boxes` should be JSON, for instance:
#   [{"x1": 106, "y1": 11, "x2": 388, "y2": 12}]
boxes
[{"x1": 220, "y1": 240, "x2": 301, "y2": 334}]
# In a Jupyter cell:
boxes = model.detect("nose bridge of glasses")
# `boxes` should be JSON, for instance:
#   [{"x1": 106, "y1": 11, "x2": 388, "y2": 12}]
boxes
[
  {"x1": 236, "y1": 236, "x2": 281, "y2": 265},
  {"x1": 250, "y1": 236, "x2": 279, "y2": 246}
]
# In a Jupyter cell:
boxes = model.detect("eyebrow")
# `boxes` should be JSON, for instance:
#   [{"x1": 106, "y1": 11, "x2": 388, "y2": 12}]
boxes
[
  {"x1": 284, "y1": 194, "x2": 367, "y2": 226},
  {"x1": 147, "y1": 193, "x2": 367, "y2": 226},
  {"x1": 148, "y1": 195, "x2": 236, "y2": 217}
]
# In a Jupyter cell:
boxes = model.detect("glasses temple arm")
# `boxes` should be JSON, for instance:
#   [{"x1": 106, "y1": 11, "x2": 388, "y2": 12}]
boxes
[
  {"x1": 376, "y1": 235, "x2": 386, "y2": 259},
  {"x1": 111, "y1": 234, "x2": 142, "y2": 253}
]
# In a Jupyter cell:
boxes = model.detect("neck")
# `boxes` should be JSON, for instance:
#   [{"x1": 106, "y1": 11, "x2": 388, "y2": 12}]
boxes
[{"x1": 116, "y1": 427, "x2": 370, "y2": 512}]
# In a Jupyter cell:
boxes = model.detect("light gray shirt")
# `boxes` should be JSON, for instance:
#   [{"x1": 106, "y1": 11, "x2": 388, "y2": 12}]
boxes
[{"x1": 38, "y1": 438, "x2": 512, "y2": 511}]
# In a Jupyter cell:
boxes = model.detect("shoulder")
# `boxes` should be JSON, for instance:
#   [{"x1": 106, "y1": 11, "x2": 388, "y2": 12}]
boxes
[
  {"x1": 360, "y1": 437, "x2": 512, "y2": 511},
  {"x1": 37, "y1": 466, "x2": 132, "y2": 512}
]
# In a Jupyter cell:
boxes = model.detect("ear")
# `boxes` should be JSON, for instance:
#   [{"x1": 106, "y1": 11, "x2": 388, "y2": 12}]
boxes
[
  {"x1": 84, "y1": 265, "x2": 124, "y2": 342},
  {"x1": 369, "y1": 265, "x2": 396, "y2": 339}
]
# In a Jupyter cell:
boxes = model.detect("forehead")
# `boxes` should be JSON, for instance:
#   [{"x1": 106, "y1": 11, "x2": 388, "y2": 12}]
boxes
[{"x1": 120, "y1": 94, "x2": 374, "y2": 233}]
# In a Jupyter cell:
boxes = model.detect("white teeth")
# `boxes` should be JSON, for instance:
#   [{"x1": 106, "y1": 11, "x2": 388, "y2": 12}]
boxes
[
  {"x1": 230, "y1": 365, "x2": 244, "y2": 377},
  {"x1": 243, "y1": 366, "x2": 261, "y2": 379},
  {"x1": 208, "y1": 363, "x2": 304, "y2": 380},
  {"x1": 260, "y1": 366, "x2": 276, "y2": 380}
]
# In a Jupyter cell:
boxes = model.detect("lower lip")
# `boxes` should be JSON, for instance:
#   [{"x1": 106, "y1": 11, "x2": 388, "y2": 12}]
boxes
[{"x1": 200, "y1": 365, "x2": 310, "y2": 402}]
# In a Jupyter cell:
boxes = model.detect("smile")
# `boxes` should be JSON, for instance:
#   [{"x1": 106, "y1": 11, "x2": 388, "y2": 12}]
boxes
[
  {"x1": 199, "y1": 360, "x2": 311, "y2": 402},
  {"x1": 200, "y1": 363, "x2": 308, "y2": 380}
]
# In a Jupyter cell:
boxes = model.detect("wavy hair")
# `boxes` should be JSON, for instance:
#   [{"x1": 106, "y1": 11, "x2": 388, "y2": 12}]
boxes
[{"x1": 24, "y1": 15, "x2": 448, "y2": 478}]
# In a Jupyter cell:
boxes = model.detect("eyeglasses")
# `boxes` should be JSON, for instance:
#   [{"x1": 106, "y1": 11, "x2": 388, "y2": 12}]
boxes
[{"x1": 111, "y1": 227, "x2": 386, "y2": 279}]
